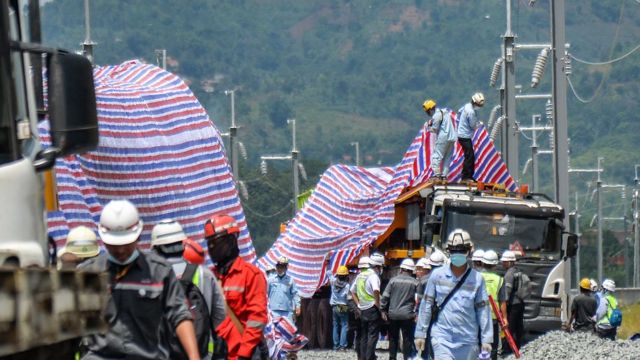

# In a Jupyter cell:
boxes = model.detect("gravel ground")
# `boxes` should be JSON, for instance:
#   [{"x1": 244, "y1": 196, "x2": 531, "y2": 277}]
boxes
[
  {"x1": 298, "y1": 340, "x2": 388, "y2": 359},
  {"x1": 505, "y1": 331, "x2": 640, "y2": 360}
]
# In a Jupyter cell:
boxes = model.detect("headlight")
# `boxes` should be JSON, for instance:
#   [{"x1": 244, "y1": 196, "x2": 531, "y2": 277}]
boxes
[{"x1": 539, "y1": 306, "x2": 561, "y2": 318}]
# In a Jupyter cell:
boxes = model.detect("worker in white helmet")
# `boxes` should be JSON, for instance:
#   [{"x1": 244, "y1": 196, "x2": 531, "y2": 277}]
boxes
[
  {"x1": 351, "y1": 253, "x2": 385, "y2": 360},
  {"x1": 480, "y1": 250, "x2": 504, "y2": 360},
  {"x1": 414, "y1": 229, "x2": 492, "y2": 360},
  {"x1": 472, "y1": 249, "x2": 485, "y2": 270},
  {"x1": 457, "y1": 92, "x2": 485, "y2": 182},
  {"x1": 381, "y1": 258, "x2": 418, "y2": 360},
  {"x1": 80, "y1": 200, "x2": 199, "y2": 360},
  {"x1": 415, "y1": 258, "x2": 432, "y2": 304},
  {"x1": 595, "y1": 279, "x2": 620, "y2": 340},
  {"x1": 267, "y1": 256, "x2": 301, "y2": 323}
]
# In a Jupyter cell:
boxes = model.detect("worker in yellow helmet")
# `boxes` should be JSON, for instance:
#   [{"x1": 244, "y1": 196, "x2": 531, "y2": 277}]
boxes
[
  {"x1": 569, "y1": 278, "x2": 598, "y2": 332},
  {"x1": 330, "y1": 265, "x2": 351, "y2": 350},
  {"x1": 422, "y1": 99, "x2": 457, "y2": 181}
]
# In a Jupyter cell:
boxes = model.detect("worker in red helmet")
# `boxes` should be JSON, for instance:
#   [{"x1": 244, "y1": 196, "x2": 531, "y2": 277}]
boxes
[{"x1": 204, "y1": 214, "x2": 268, "y2": 360}]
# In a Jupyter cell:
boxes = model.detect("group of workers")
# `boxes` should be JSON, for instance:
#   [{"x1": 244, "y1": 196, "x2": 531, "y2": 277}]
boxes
[
  {"x1": 329, "y1": 230, "x2": 530, "y2": 360},
  {"x1": 422, "y1": 92, "x2": 485, "y2": 182},
  {"x1": 57, "y1": 199, "x2": 269, "y2": 360},
  {"x1": 570, "y1": 277, "x2": 621, "y2": 340}
]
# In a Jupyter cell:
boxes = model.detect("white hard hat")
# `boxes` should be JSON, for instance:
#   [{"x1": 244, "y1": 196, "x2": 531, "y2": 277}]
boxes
[
  {"x1": 602, "y1": 279, "x2": 616, "y2": 292},
  {"x1": 446, "y1": 229, "x2": 473, "y2": 251},
  {"x1": 472, "y1": 249, "x2": 485, "y2": 262},
  {"x1": 369, "y1": 253, "x2": 385, "y2": 267},
  {"x1": 151, "y1": 219, "x2": 187, "y2": 246},
  {"x1": 416, "y1": 258, "x2": 431, "y2": 270},
  {"x1": 589, "y1": 279, "x2": 598, "y2": 292},
  {"x1": 277, "y1": 256, "x2": 289, "y2": 265},
  {"x1": 358, "y1": 256, "x2": 371, "y2": 269},
  {"x1": 98, "y1": 200, "x2": 144, "y2": 246},
  {"x1": 59, "y1": 226, "x2": 100, "y2": 258},
  {"x1": 428, "y1": 250, "x2": 447, "y2": 267},
  {"x1": 500, "y1": 250, "x2": 516, "y2": 262},
  {"x1": 472, "y1": 92, "x2": 485, "y2": 106},
  {"x1": 400, "y1": 258, "x2": 415, "y2": 272},
  {"x1": 481, "y1": 250, "x2": 499, "y2": 265}
]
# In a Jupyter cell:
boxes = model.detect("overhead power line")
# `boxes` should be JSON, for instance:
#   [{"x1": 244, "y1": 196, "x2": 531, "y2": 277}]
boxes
[{"x1": 570, "y1": 44, "x2": 640, "y2": 66}]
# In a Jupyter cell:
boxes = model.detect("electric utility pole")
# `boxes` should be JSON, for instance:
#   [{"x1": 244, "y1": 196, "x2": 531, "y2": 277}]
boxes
[
  {"x1": 82, "y1": 0, "x2": 96, "y2": 64},
  {"x1": 224, "y1": 90, "x2": 239, "y2": 181}
]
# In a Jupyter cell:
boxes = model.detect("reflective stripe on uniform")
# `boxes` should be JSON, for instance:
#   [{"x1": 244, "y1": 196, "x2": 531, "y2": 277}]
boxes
[
  {"x1": 112, "y1": 282, "x2": 164, "y2": 291},
  {"x1": 223, "y1": 286, "x2": 245, "y2": 292},
  {"x1": 246, "y1": 320, "x2": 266, "y2": 329}
]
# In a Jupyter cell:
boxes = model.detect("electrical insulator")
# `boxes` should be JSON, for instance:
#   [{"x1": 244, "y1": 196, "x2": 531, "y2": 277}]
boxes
[
  {"x1": 545, "y1": 100, "x2": 553, "y2": 122},
  {"x1": 564, "y1": 52, "x2": 572, "y2": 75},
  {"x1": 489, "y1": 57, "x2": 503, "y2": 87},
  {"x1": 531, "y1": 48, "x2": 549, "y2": 88},
  {"x1": 549, "y1": 128, "x2": 554, "y2": 150},
  {"x1": 298, "y1": 163, "x2": 308, "y2": 181},
  {"x1": 238, "y1": 141, "x2": 248, "y2": 160},
  {"x1": 621, "y1": 188, "x2": 626, "y2": 200},
  {"x1": 260, "y1": 160, "x2": 268, "y2": 175},
  {"x1": 238, "y1": 180, "x2": 249, "y2": 200}
]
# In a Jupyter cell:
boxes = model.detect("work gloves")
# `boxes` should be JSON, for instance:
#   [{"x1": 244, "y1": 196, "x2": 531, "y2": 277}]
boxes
[
  {"x1": 481, "y1": 343, "x2": 492, "y2": 353},
  {"x1": 414, "y1": 338, "x2": 425, "y2": 351}
]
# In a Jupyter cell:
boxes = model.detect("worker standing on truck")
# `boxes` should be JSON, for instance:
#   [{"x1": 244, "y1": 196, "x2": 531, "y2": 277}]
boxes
[
  {"x1": 79, "y1": 200, "x2": 200, "y2": 360},
  {"x1": 267, "y1": 256, "x2": 301, "y2": 323},
  {"x1": 595, "y1": 279, "x2": 620, "y2": 340},
  {"x1": 57, "y1": 225, "x2": 100, "y2": 270},
  {"x1": 151, "y1": 219, "x2": 226, "y2": 358},
  {"x1": 570, "y1": 278, "x2": 598, "y2": 333},
  {"x1": 479, "y1": 250, "x2": 504, "y2": 360},
  {"x1": 330, "y1": 265, "x2": 351, "y2": 350},
  {"x1": 205, "y1": 214, "x2": 269, "y2": 360},
  {"x1": 351, "y1": 253, "x2": 384, "y2": 360},
  {"x1": 414, "y1": 229, "x2": 493, "y2": 360},
  {"x1": 381, "y1": 258, "x2": 418, "y2": 360},
  {"x1": 499, "y1": 250, "x2": 525, "y2": 354},
  {"x1": 423, "y1": 99, "x2": 457, "y2": 181},
  {"x1": 457, "y1": 93, "x2": 485, "y2": 182}
]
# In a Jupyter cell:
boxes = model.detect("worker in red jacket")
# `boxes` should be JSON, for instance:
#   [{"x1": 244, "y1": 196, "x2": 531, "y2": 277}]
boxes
[{"x1": 205, "y1": 214, "x2": 268, "y2": 360}]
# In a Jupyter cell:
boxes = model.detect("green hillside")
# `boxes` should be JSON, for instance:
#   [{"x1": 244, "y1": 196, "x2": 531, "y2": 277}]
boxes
[{"x1": 40, "y1": 0, "x2": 640, "y2": 257}]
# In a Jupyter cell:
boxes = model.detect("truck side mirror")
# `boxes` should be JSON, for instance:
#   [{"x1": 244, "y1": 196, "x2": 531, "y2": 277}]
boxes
[
  {"x1": 564, "y1": 233, "x2": 578, "y2": 259},
  {"x1": 47, "y1": 51, "x2": 98, "y2": 156}
]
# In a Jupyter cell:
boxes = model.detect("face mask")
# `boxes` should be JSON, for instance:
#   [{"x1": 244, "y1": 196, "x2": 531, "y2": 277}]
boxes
[
  {"x1": 108, "y1": 249, "x2": 139, "y2": 266},
  {"x1": 450, "y1": 253, "x2": 468, "y2": 267}
]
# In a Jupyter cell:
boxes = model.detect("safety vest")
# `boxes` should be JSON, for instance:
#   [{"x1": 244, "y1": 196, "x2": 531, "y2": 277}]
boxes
[
  {"x1": 597, "y1": 293, "x2": 618, "y2": 326},
  {"x1": 481, "y1": 271, "x2": 503, "y2": 320},
  {"x1": 356, "y1": 269, "x2": 375, "y2": 303}
]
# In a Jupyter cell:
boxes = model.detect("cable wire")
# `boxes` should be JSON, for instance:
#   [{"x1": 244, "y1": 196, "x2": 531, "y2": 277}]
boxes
[
  {"x1": 242, "y1": 201, "x2": 291, "y2": 218},
  {"x1": 570, "y1": 44, "x2": 640, "y2": 66},
  {"x1": 567, "y1": 76, "x2": 600, "y2": 104}
]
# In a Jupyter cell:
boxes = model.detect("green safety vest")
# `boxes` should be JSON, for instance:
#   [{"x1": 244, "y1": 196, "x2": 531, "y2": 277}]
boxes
[
  {"x1": 356, "y1": 269, "x2": 375, "y2": 303},
  {"x1": 481, "y1": 271, "x2": 503, "y2": 320},
  {"x1": 597, "y1": 293, "x2": 618, "y2": 326}
]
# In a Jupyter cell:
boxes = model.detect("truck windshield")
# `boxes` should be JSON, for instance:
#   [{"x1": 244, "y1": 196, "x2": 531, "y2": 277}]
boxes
[{"x1": 443, "y1": 211, "x2": 561, "y2": 259}]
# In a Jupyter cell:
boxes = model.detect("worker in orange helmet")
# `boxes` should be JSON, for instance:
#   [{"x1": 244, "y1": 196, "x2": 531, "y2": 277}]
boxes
[{"x1": 205, "y1": 214, "x2": 268, "y2": 360}]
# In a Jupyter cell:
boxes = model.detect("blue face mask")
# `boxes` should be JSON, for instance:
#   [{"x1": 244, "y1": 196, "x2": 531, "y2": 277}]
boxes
[
  {"x1": 450, "y1": 253, "x2": 468, "y2": 267},
  {"x1": 108, "y1": 249, "x2": 140, "y2": 266}
]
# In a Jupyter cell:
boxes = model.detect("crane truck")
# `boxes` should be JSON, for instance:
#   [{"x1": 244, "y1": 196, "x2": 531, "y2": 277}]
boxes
[{"x1": 0, "y1": 0, "x2": 107, "y2": 358}]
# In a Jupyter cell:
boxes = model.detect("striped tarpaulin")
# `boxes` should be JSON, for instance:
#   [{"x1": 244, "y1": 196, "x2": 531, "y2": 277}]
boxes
[
  {"x1": 41, "y1": 60, "x2": 255, "y2": 262},
  {"x1": 259, "y1": 117, "x2": 516, "y2": 298}
]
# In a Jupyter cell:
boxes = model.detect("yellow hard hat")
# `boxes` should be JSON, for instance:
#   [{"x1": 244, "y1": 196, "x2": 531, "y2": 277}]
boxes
[
  {"x1": 336, "y1": 265, "x2": 349, "y2": 276},
  {"x1": 422, "y1": 99, "x2": 436, "y2": 112},
  {"x1": 579, "y1": 278, "x2": 591, "y2": 290}
]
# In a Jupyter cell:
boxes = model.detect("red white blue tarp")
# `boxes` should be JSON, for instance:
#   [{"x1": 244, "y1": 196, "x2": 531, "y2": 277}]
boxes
[
  {"x1": 41, "y1": 60, "x2": 256, "y2": 263},
  {"x1": 259, "y1": 118, "x2": 517, "y2": 298}
]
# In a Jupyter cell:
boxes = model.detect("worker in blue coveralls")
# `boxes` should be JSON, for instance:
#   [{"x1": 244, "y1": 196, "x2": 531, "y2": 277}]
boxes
[
  {"x1": 457, "y1": 92, "x2": 485, "y2": 182},
  {"x1": 414, "y1": 229, "x2": 493, "y2": 360},
  {"x1": 423, "y1": 99, "x2": 457, "y2": 181},
  {"x1": 268, "y1": 256, "x2": 301, "y2": 323}
]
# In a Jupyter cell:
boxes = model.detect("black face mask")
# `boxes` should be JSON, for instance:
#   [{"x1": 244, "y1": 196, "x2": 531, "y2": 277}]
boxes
[{"x1": 207, "y1": 234, "x2": 239, "y2": 266}]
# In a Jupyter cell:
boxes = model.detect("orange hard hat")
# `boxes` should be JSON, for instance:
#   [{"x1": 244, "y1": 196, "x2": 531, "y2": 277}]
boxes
[{"x1": 183, "y1": 238, "x2": 205, "y2": 264}]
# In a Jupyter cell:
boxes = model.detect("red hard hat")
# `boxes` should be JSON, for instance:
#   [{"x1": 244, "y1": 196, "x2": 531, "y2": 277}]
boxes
[
  {"x1": 204, "y1": 214, "x2": 240, "y2": 240},
  {"x1": 183, "y1": 238, "x2": 205, "y2": 265}
]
